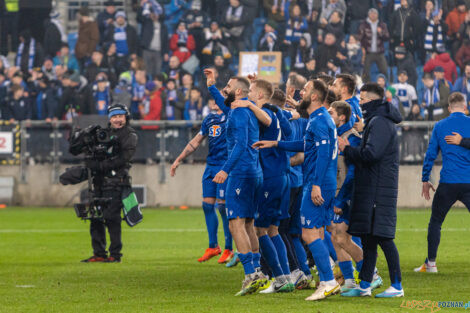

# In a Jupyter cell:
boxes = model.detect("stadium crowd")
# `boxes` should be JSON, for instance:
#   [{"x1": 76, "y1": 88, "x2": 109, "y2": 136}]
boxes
[{"x1": 0, "y1": 0, "x2": 469, "y2": 126}]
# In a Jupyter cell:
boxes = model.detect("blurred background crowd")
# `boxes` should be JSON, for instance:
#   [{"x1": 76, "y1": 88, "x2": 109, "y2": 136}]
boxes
[{"x1": 0, "y1": 0, "x2": 469, "y2": 127}]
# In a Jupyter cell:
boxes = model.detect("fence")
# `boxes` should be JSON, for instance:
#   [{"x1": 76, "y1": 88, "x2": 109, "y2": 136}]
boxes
[{"x1": 0, "y1": 120, "x2": 439, "y2": 184}]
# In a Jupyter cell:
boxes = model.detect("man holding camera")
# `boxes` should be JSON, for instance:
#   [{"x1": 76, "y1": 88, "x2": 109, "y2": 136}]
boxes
[{"x1": 81, "y1": 104, "x2": 138, "y2": 263}]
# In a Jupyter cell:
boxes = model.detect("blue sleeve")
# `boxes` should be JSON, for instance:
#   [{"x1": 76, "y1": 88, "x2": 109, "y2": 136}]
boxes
[
  {"x1": 221, "y1": 109, "x2": 248, "y2": 174},
  {"x1": 183, "y1": 101, "x2": 190, "y2": 120},
  {"x1": 200, "y1": 117, "x2": 208, "y2": 136},
  {"x1": 278, "y1": 140, "x2": 304, "y2": 152},
  {"x1": 312, "y1": 123, "x2": 332, "y2": 187},
  {"x1": 334, "y1": 136, "x2": 360, "y2": 209},
  {"x1": 208, "y1": 85, "x2": 230, "y2": 115},
  {"x1": 422, "y1": 125, "x2": 440, "y2": 182},
  {"x1": 277, "y1": 110, "x2": 293, "y2": 140}
]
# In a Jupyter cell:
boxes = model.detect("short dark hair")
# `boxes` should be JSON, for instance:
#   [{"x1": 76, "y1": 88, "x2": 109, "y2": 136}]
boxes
[
  {"x1": 10, "y1": 84, "x2": 24, "y2": 93},
  {"x1": 253, "y1": 79, "x2": 274, "y2": 99},
  {"x1": 287, "y1": 73, "x2": 307, "y2": 90},
  {"x1": 360, "y1": 82, "x2": 384, "y2": 99},
  {"x1": 271, "y1": 88, "x2": 286, "y2": 107},
  {"x1": 325, "y1": 89, "x2": 338, "y2": 106},
  {"x1": 331, "y1": 101, "x2": 352, "y2": 123},
  {"x1": 316, "y1": 73, "x2": 334, "y2": 86},
  {"x1": 312, "y1": 79, "x2": 328, "y2": 103},
  {"x1": 448, "y1": 92, "x2": 466, "y2": 108},
  {"x1": 336, "y1": 74, "x2": 356, "y2": 95},
  {"x1": 232, "y1": 76, "x2": 250, "y2": 95}
]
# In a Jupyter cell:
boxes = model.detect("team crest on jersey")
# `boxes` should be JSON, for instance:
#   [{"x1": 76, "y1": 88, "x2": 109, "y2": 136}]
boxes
[
  {"x1": 264, "y1": 192, "x2": 269, "y2": 199},
  {"x1": 209, "y1": 125, "x2": 222, "y2": 137},
  {"x1": 235, "y1": 188, "x2": 241, "y2": 195}
]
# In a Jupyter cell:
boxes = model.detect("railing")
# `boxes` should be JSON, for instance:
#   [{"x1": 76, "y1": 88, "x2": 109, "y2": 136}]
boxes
[{"x1": 0, "y1": 120, "x2": 439, "y2": 184}]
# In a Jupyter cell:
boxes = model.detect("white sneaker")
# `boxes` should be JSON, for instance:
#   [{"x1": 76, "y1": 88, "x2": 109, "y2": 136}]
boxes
[
  {"x1": 403, "y1": 154, "x2": 415, "y2": 162},
  {"x1": 259, "y1": 277, "x2": 291, "y2": 294},
  {"x1": 305, "y1": 281, "x2": 340, "y2": 301},
  {"x1": 414, "y1": 259, "x2": 438, "y2": 273}
]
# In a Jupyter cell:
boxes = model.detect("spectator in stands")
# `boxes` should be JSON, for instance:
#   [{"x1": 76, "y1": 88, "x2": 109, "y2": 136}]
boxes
[
  {"x1": 390, "y1": 0, "x2": 420, "y2": 52},
  {"x1": 53, "y1": 43, "x2": 79, "y2": 72},
  {"x1": 97, "y1": 0, "x2": 117, "y2": 41},
  {"x1": 395, "y1": 44, "x2": 418, "y2": 87},
  {"x1": 345, "y1": 0, "x2": 375, "y2": 34},
  {"x1": 319, "y1": 0, "x2": 347, "y2": 25},
  {"x1": 84, "y1": 50, "x2": 116, "y2": 88},
  {"x1": 385, "y1": 86, "x2": 404, "y2": 116},
  {"x1": 221, "y1": 0, "x2": 250, "y2": 54},
  {"x1": 422, "y1": 71, "x2": 451, "y2": 120},
  {"x1": 43, "y1": 11, "x2": 67, "y2": 59},
  {"x1": 15, "y1": 29, "x2": 44, "y2": 74},
  {"x1": 164, "y1": 78, "x2": 182, "y2": 120},
  {"x1": 326, "y1": 58, "x2": 342, "y2": 76},
  {"x1": 292, "y1": 35, "x2": 314, "y2": 74},
  {"x1": 377, "y1": 73, "x2": 388, "y2": 90},
  {"x1": 258, "y1": 20, "x2": 281, "y2": 52},
  {"x1": 445, "y1": 0, "x2": 467, "y2": 55},
  {"x1": 131, "y1": 68, "x2": 147, "y2": 119},
  {"x1": 392, "y1": 70, "x2": 418, "y2": 116},
  {"x1": 0, "y1": 56, "x2": 9, "y2": 73},
  {"x1": 177, "y1": 73, "x2": 194, "y2": 110},
  {"x1": 263, "y1": 0, "x2": 295, "y2": 24},
  {"x1": 168, "y1": 55, "x2": 188, "y2": 86},
  {"x1": 322, "y1": 10, "x2": 345, "y2": 44},
  {"x1": 303, "y1": 57, "x2": 318, "y2": 79},
  {"x1": 455, "y1": 39, "x2": 470, "y2": 70},
  {"x1": 33, "y1": 75, "x2": 59, "y2": 121},
  {"x1": 423, "y1": 51, "x2": 458, "y2": 83},
  {"x1": 105, "y1": 11, "x2": 139, "y2": 62},
  {"x1": 184, "y1": 87, "x2": 204, "y2": 121},
  {"x1": 4, "y1": 84, "x2": 32, "y2": 122},
  {"x1": 42, "y1": 58, "x2": 56, "y2": 81},
  {"x1": 182, "y1": 0, "x2": 209, "y2": 60},
  {"x1": 433, "y1": 66, "x2": 454, "y2": 89},
  {"x1": 452, "y1": 62, "x2": 470, "y2": 104},
  {"x1": 170, "y1": 22, "x2": 196, "y2": 64},
  {"x1": 213, "y1": 54, "x2": 234, "y2": 90},
  {"x1": 112, "y1": 72, "x2": 132, "y2": 108},
  {"x1": 138, "y1": 4, "x2": 169, "y2": 78},
  {"x1": 422, "y1": 7, "x2": 447, "y2": 61},
  {"x1": 91, "y1": 75, "x2": 112, "y2": 115},
  {"x1": 284, "y1": 4, "x2": 309, "y2": 58},
  {"x1": 345, "y1": 34, "x2": 363, "y2": 74},
  {"x1": 75, "y1": 7, "x2": 99, "y2": 69},
  {"x1": 202, "y1": 21, "x2": 231, "y2": 65},
  {"x1": 58, "y1": 69, "x2": 93, "y2": 120},
  {"x1": 0, "y1": 72, "x2": 7, "y2": 120},
  {"x1": 140, "y1": 74, "x2": 166, "y2": 128},
  {"x1": 358, "y1": 8, "x2": 390, "y2": 83},
  {"x1": 403, "y1": 102, "x2": 425, "y2": 162},
  {"x1": 316, "y1": 32, "x2": 340, "y2": 72}
]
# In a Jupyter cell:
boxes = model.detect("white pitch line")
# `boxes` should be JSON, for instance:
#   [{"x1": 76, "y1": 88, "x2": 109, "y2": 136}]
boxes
[{"x1": 0, "y1": 228, "x2": 469, "y2": 234}]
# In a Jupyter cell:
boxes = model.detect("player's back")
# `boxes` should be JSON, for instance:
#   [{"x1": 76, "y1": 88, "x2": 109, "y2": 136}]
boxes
[
  {"x1": 259, "y1": 107, "x2": 289, "y2": 178},
  {"x1": 226, "y1": 107, "x2": 262, "y2": 177},
  {"x1": 433, "y1": 112, "x2": 470, "y2": 183},
  {"x1": 288, "y1": 117, "x2": 308, "y2": 187},
  {"x1": 202, "y1": 112, "x2": 228, "y2": 166},
  {"x1": 303, "y1": 107, "x2": 338, "y2": 190}
]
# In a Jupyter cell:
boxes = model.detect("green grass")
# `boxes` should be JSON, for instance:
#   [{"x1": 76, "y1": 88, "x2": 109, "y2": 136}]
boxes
[{"x1": 0, "y1": 207, "x2": 469, "y2": 313}]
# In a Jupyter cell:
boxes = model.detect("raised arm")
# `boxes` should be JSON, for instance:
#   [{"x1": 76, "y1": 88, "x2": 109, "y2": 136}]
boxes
[{"x1": 170, "y1": 133, "x2": 206, "y2": 176}]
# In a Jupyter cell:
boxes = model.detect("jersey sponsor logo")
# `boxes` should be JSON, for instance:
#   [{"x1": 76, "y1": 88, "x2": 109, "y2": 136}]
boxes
[{"x1": 209, "y1": 125, "x2": 222, "y2": 137}]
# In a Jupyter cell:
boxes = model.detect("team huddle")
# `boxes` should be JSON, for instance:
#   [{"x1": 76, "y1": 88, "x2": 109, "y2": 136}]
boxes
[{"x1": 170, "y1": 68, "x2": 470, "y2": 300}]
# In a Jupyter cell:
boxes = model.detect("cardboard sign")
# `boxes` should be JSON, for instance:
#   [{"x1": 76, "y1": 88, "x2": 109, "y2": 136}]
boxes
[{"x1": 239, "y1": 52, "x2": 282, "y2": 84}]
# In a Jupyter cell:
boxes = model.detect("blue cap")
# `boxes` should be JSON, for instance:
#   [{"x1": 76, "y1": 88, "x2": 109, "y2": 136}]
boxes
[{"x1": 108, "y1": 109, "x2": 127, "y2": 119}]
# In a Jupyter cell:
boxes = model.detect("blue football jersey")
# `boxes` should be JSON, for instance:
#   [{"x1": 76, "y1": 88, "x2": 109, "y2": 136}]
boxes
[
  {"x1": 303, "y1": 107, "x2": 338, "y2": 190},
  {"x1": 288, "y1": 117, "x2": 308, "y2": 188},
  {"x1": 199, "y1": 112, "x2": 228, "y2": 166}
]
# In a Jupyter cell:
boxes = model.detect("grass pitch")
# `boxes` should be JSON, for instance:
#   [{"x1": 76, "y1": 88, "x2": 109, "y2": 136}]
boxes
[{"x1": 0, "y1": 207, "x2": 469, "y2": 313}]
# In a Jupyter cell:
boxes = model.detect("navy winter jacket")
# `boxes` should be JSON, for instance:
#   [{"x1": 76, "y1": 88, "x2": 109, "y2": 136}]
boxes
[{"x1": 344, "y1": 99, "x2": 403, "y2": 239}]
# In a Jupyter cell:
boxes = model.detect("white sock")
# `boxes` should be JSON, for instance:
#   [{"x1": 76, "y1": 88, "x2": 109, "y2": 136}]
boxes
[
  {"x1": 427, "y1": 260, "x2": 436, "y2": 266},
  {"x1": 324, "y1": 279, "x2": 337, "y2": 286}
]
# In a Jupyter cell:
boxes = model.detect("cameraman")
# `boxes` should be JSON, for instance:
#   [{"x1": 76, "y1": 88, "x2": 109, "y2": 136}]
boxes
[{"x1": 82, "y1": 103, "x2": 138, "y2": 263}]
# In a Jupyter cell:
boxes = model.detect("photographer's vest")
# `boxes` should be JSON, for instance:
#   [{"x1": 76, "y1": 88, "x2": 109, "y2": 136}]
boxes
[
  {"x1": 336, "y1": 128, "x2": 361, "y2": 196},
  {"x1": 5, "y1": 0, "x2": 19, "y2": 12}
]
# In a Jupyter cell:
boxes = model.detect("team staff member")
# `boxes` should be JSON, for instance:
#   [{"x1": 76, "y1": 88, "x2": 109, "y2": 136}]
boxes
[
  {"x1": 338, "y1": 83, "x2": 404, "y2": 298},
  {"x1": 416, "y1": 92, "x2": 470, "y2": 273},
  {"x1": 82, "y1": 104, "x2": 138, "y2": 263}
]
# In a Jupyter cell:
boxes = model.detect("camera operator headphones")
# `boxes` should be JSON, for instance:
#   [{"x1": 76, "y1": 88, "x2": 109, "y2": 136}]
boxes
[{"x1": 108, "y1": 103, "x2": 130, "y2": 122}]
